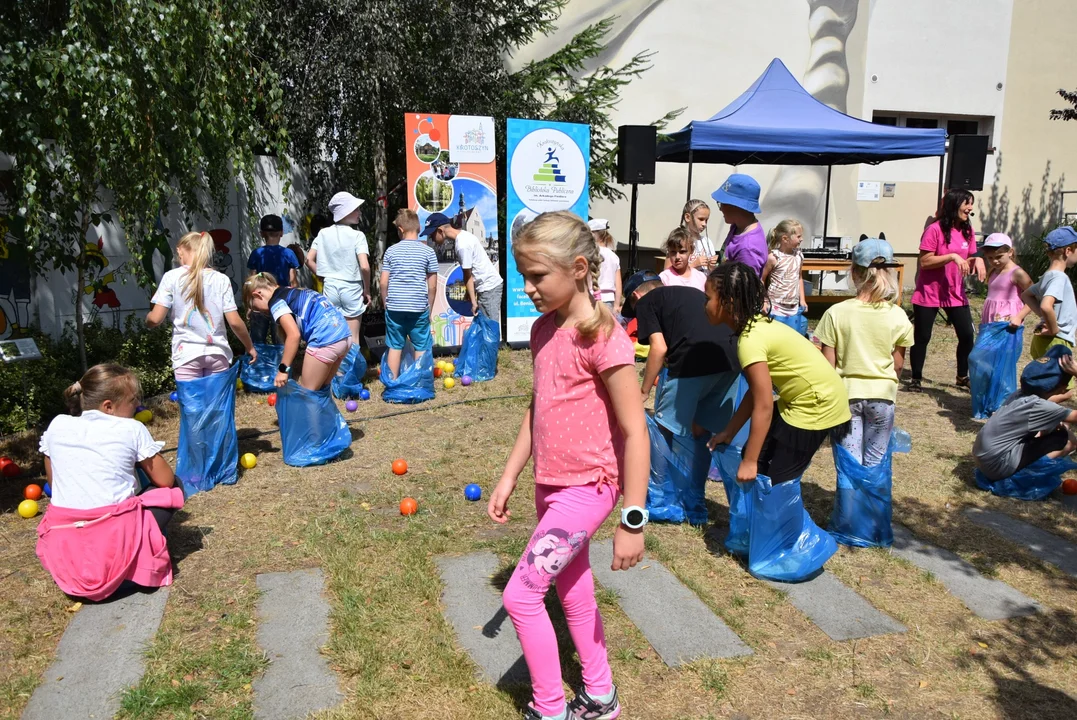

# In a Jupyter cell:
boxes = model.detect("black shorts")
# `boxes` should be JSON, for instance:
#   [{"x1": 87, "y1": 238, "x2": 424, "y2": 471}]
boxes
[
  {"x1": 757, "y1": 402, "x2": 850, "y2": 484},
  {"x1": 1016, "y1": 427, "x2": 1069, "y2": 473}
]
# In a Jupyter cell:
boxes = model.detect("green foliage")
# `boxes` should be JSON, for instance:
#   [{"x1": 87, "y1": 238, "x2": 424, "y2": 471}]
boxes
[
  {"x1": 0, "y1": 316, "x2": 172, "y2": 435},
  {"x1": 1015, "y1": 221, "x2": 1077, "y2": 290}
]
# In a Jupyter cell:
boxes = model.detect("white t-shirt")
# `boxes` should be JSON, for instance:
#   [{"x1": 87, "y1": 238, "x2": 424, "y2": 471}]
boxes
[
  {"x1": 40, "y1": 411, "x2": 165, "y2": 510},
  {"x1": 454, "y1": 231, "x2": 503, "y2": 292},
  {"x1": 311, "y1": 225, "x2": 369, "y2": 283},
  {"x1": 691, "y1": 234, "x2": 716, "y2": 264},
  {"x1": 597, "y1": 246, "x2": 620, "y2": 302},
  {"x1": 151, "y1": 267, "x2": 237, "y2": 369}
]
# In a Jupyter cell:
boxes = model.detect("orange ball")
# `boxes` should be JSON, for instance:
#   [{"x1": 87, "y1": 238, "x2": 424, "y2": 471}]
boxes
[
  {"x1": 2, "y1": 460, "x2": 20, "y2": 478},
  {"x1": 433, "y1": 367, "x2": 442, "y2": 378},
  {"x1": 24, "y1": 484, "x2": 42, "y2": 501},
  {"x1": 399, "y1": 497, "x2": 418, "y2": 516},
  {"x1": 392, "y1": 459, "x2": 408, "y2": 475},
  {"x1": 1063, "y1": 477, "x2": 1077, "y2": 495}
]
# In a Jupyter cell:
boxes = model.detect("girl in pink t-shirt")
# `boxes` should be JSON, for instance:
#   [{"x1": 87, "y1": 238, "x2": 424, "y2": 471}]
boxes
[
  {"x1": 659, "y1": 227, "x2": 708, "y2": 291},
  {"x1": 489, "y1": 211, "x2": 648, "y2": 720}
]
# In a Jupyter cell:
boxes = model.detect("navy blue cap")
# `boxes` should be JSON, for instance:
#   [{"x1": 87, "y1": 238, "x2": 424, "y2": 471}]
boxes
[
  {"x1": 711, "y1": 174, "x2": 761, "y2": 214},
  {"x1": 1020, "y1": 344, "x2": 1073, "y2": 394},
  {"x1": 620, "y1": 270, "x2": 662, "y2": 319},
  {"x1": 1045, "y1": 226, "x2": 1077, "y2": 250},
  {"x1": 420, "y1": 212, "x2": 451, "y2": 237},
  {"x1": 259, "y1": 214, "x2": 283, "y2": 233}
]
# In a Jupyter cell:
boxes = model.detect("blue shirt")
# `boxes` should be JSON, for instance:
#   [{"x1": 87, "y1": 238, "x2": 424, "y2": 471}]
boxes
[
  {"x1": 269, "y1": 288, "x2": 350, "y2": 347},
  {"x1": 383, "y1": 239, "x2": 439, "y2": 313},
  {"x1": 248, "y1": 245, "x2": 299, "y2": 287}
]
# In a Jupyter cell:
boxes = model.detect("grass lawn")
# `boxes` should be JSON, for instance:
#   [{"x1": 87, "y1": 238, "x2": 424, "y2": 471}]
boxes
[{"x1": 2, "y1": 318, "x2": 1077, "y2": 719}]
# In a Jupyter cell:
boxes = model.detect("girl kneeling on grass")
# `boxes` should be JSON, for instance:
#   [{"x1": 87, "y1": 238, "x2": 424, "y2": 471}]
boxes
[
  {"x1": 243, "y1": 273, "x2": 351, "y2": 390},
  {"x1": 705, "y1": 262, "x2": 851, "y2": 483},
  {"x1": 36, "y1": 364, "x2": 183, "y2": 601},
  {"x1": 488, "y1": 211, "x2": 648, "y2": 720}
]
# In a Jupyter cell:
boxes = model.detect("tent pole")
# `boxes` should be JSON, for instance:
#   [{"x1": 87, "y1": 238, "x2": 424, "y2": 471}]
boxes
[
  {"x1": 687, "y1": 149, "x2": 694, "y2": 201},
  {"x1": 937, "y1": 155, "x2": 945, "y2": 209},
  {"x1": 823, "y1": 165, "x2": 832, "y2": 238}
]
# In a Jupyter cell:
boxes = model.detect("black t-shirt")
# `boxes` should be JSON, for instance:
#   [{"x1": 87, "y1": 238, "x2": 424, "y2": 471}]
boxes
[{"x1": 635, "y1": 286, "x2": 740, "y2": 378}]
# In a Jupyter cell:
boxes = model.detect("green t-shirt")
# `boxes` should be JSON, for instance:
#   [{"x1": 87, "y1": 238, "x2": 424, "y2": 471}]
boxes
[
  {"x1": 737, "y1": 316, "x2": 851, "y2": 430},
  {"x1": 814, "y1": 299, "x2": 915, "y2": 402}
]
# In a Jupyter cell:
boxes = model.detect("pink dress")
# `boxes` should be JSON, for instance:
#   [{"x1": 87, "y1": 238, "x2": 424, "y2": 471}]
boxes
[{"x1": 981, "y1": 266, "x2": 1024, "y2": 324}]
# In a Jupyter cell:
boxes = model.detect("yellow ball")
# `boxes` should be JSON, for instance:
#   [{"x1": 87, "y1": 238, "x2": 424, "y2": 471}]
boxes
[
  {"x1": 18, "y1": 499, "x2": 39, "y2": 519},
  {"x1": 443, "y1": 377, "x2": 456, "y2": 389},
  {"x1": 236, "y1": 378, "x2": 244, "y2": 391},
  {"x1": 240, "y1": 453, "x2": 257, "y2": 469},
  {"x1": 445, "y1": 363, "x2": 456, "y2": 375},
  {"x1": 436, "y1": 360, "x2": 446, "y2": 370},
  {"x1": 134, "y1": 409, "x2": 153, "y2": 424}
]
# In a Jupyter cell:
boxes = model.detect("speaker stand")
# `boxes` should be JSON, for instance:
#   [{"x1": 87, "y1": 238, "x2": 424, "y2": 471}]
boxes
[{"x1": 628, "y1": 183, "x2": 640, "y2": 273}]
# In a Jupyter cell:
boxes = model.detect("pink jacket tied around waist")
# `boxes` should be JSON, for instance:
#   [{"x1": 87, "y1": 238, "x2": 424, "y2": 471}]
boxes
[{"x1": 36, "y1": 486, "x2": 184, "y2": 601}]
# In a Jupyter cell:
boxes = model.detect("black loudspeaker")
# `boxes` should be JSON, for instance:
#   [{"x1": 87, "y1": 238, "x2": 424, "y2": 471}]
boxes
[
  {"x1": 617, "y1": 125, "x2": 657, "y2": 185},
  {"x1": 947, "y1": 134, "x2": 989, "y2": 191}
]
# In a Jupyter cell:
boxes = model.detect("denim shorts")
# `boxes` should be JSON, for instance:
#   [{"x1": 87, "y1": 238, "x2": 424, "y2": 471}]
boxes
[
  {"x1": 385, "y1": 309, "x2": 432, "y2": 351},
  {"x1": 653, "y1": 371, "x2": 739, "y2": 436}
]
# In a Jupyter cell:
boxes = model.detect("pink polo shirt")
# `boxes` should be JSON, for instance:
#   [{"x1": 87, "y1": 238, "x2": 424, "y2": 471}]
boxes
[
  {"x1": 912, "y1": 221, "x2": 977, "y2": 308},
  {"x1": 530, "y1": 312, "x2": 635, "y2": 487}
]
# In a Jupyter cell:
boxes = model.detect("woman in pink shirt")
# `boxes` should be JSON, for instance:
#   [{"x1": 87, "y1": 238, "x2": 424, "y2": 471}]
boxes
[
  {"x1": 488, "y1": 211, "x2": 648, "y2": 720},
  {"x1": 659, "y1": 227, "x2": 708, "y2": 291},
  {"x1": 909, "y1": 189, "x2": 986, "y2": 391}
]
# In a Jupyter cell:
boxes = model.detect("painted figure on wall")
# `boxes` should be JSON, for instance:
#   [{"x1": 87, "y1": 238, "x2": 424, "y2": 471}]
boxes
[{"x1": 0, "y1": 217, "x2": 32, "y2": 340}]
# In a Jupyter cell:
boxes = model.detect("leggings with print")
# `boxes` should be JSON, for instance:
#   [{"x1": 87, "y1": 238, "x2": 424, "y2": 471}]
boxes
[
  {"x1": 835, "y1": 399, "x2": 895, "y2": 467},
  {"x1": 502, "y1": 482, "x2": 620, "y2": 716}
]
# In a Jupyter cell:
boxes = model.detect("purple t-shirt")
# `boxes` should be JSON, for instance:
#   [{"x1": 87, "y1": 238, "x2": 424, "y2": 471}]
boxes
[
  {"x1": 911, "y1": 221, "x2": 977, "y2": 308},
  {"x1": 723, "y1": 224, "x2": 768, "y2": 277}
]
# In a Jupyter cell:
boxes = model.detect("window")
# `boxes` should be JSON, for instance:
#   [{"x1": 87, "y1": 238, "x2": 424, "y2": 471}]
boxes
[
  {"x1": 947, "y1": 119, "x2": 979, "y2": 136},
  {"x1": 871, "y1": 114, "x2": 898, "y2": 126},
  {"x1": 905, "y1": 117, "x2": 939, "y2": 129}
]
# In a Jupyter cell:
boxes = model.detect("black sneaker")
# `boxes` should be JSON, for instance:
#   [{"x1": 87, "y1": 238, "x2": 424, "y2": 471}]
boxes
[
  {"x1": 956, "y1": 376, "x2": 971, "y2": 390},
  {"x1": 567, "y1": 686, "x2": 621, "y2": 719},
  {"x1": 904, "y1": 379, "x2": 923, "y2": 393}
]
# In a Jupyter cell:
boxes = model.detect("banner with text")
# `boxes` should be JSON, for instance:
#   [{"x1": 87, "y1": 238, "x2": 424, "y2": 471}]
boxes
[
  {"x1": 405, "y1": 113, "x2": 499, "y2": 346},
  {"x1": 504, "y1": 118, "x2": 590, "y2": 344}
]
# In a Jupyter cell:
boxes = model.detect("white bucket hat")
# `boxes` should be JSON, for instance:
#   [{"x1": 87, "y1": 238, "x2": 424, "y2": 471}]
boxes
[{"x1": 329, "y1": 192, "x2": 364, "y2": 223}]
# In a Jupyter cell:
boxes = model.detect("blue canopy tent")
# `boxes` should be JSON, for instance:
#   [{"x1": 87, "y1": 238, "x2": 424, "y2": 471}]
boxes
[{"x1": 656, "y1": 58, "x2": 947, "y2": 238}]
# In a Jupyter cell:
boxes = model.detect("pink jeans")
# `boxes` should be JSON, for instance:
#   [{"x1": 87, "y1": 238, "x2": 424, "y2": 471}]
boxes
[
  {"x1": 503, "y1": 482, "x2": 620, "y2": 715},
  {"x1": 174, "y1": 355, "x2": 231, "y2": 382}
]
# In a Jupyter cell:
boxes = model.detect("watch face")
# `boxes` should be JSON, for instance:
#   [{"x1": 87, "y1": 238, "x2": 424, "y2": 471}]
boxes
[{"x1": 625, "y1": 508, "x2": 645, "y2": 527}]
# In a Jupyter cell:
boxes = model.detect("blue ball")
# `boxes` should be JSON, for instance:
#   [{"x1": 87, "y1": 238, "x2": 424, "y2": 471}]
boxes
[
  {"x1": 359, "y1": 388, "x2": 371, "y2": 400},
  {"x1": 464, "y1": 483, "x2": 482, "y2": 502},
  {"x1": 43, "y1": 481, "x2": 51, "y2": 498},
  {"x1": 169, "y1": 391, "x2": 178, "y2": 402}
]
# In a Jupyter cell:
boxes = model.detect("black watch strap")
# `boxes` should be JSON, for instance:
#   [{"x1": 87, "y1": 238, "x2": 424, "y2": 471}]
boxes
[{"x1": 278, "y1": 363, "x2": 291, "y2": 374}]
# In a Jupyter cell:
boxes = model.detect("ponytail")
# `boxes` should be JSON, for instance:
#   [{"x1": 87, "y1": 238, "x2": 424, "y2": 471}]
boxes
[
  {"x1": 177, "y1": 231, "x2": 215, "y2": 315},
  {"x1": 64, "y1": 363, "x2": 142, "y2": 416},
  {"x1": 851, "y1": 264, "x2": 897, "y2": 304},
  {"x1": 767, "y1": 219, "x2": 803, "y2": 250}
]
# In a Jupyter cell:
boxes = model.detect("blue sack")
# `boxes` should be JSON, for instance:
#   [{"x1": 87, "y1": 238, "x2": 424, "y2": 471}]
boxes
[
  {"x1": 275, "y1": 381, "x2": 352, "y2": 466},
  {"x1": 748, "y1": 475, "x2": 837, "y2": 582},
  {"x1": 969, "y1": 322, "x2": 1023, "y2": 419},
  {"x1": 829, "y1": 443, "x2": 894, "y2": 548},
  {"x1": 240, "y1": 343, "x2": 284, "y2": 393},
  {"x1": 332, "y1": 344, "x2": 368, "y2": 399},
  {"x1": 974, "y1": 455, "x2": 1077, "y2": 500},
  {"x1": 771, "y1": 310, "x2": 808, "y2": 337},
  {"x1": 644, "y1": 414, "x2": 709, "y2": 525},
  {"x1": 176, "y1": 363, "x2": 240, "y2": 496},
  {"x1": 712, "y1": 444, "x2": 752, "y2": 555},
  {"x1": 708, "y1": 374, "x2": 752, "y2": 479},
  {"x1": 891, "y1": 427, "x2": 912, "y2": 454},
  {"x1": 456, "y1": 311, "x2": 499, "y2": 382},
  {"x1": 379, "y1": 345, "x2": 436, "y2": 404}
]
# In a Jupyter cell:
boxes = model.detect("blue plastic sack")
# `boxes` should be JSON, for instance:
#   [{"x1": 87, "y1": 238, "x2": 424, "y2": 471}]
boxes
[
  {"x1": 456, "y1": 311, "x2": 499, "y2": 382},
  {"x1": 829, "y1": 443, "x2": 894, "y2": 548},
  {"x1": 770, "y1": 310, "x2": 808, "y2": 337},
  {"x1": 176, "y1": 363, "x2": 240, "y2": 495},
  {"x1": 379, "y1": 344, "x2": 436, "y2": 404},
  {"x1": 748, "y1": 475, "x2": 837, "y2": 582},
  {"x1": 891, "y1": 427, "x2": 912, "y2": 454},
  {"x1": 708, "y1": 374, "x2": 752, "y2": 480},
  {"x1": 275, "y1": 381, "x2": 352, "y2": 466},
  {"x1": 239, "y1": 344, "x2": 284, "y2": 393},
  {"x1": 712, "y1": 444, "x2": 752, "y2": 555},
  {"x1": 332, "y1": 344, "x2": 368, "y2": 399},
  {"x1": 969, "y1": 322, "x2": 1023, "y2": 419},
  {"x1": 974, "y1": 455, "x2": 1077, "y2": 500},
  {"x1": 645, "y1": 414, "x2": 709, "y2": 525}
]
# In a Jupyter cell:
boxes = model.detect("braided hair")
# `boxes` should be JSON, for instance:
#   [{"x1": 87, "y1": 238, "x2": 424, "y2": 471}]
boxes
[
  {"x1": 706, "y1": 262, "x2": 767, "y2": 335},
  {"x1": 936, "y1": 188, "x2": 975, "y2": 245}
]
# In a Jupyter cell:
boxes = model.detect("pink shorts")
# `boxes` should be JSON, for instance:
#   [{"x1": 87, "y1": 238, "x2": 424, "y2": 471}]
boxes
[
  {"x1": 174, "y1": 355, "x2": 231, "y2": 382},
  {"x1": 305, "y1": 338, "x2": 351, "y2": 365}
]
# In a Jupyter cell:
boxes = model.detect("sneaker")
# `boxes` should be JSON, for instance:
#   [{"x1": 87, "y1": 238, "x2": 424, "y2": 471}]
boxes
[
  {"x1": 567, "y1": 686, "x2": 621, "y2": 719},
  {"x1": 904, "y1": 378, "x2": 923, "y2": 393},
  {"x1": 956, "y1": 376, "x2": 971, "y2": 390},
  {"x1": 523, "y1": 706, "x2": 566, "y2": 720}
]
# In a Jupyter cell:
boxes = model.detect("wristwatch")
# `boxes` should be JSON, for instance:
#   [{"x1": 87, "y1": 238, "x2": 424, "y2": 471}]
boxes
[
  {"x1": 621, "y1": 505, "x2": 649, "y2": 530},
  {"x1": 278, "y1": 363, "x2": 291, "y2": 374}
]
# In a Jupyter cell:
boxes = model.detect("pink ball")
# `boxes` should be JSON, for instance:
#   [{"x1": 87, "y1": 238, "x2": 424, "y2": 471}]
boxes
[{"x1": 345, "y1": 400, "x2": 358, "y2": 412}]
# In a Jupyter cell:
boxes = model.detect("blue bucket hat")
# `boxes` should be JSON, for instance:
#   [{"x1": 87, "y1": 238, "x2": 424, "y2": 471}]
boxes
[
  {"x1": 1020, "y1": 344, "x2": 1073, "y2": 394},
  {"x1": 1045, "y1": 226, "x2": 1077, "y2": 250},
  {"x1": 711, "y1": 174, "x2": 761, "y2": 214}
]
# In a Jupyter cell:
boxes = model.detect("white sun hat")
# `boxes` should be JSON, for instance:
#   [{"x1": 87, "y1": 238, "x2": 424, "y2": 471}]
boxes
[{"x1": 328, "y1": 192, "x2": 364, "y2": 223}]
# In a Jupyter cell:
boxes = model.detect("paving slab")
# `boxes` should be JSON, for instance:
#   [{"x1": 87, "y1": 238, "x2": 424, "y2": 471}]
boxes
[
  {"x1": 22, "y1": 588, "x2": 169, "y2": 720},
  {"x1": 590, "y1": 541, "x2": 752, "y2": 665},
  {"x1": 891, "y1": 525, "x2": 1041, "y2": 620},
  {"x1": 437, "y1": 553, "x2": 528, "y2": 684},
  {"x1": 964, "y1": 508, "x2": 1077, "y2": 578},
  {"x1": 253, "y1": 568, "x2": 342, "y2": 720},
  {"x1": 766, "y1": 571, "x2": 905, "y2": 641}
]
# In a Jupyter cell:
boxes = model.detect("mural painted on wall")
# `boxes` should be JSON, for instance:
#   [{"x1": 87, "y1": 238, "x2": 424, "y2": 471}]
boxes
[
  {"x1": 0, "y1": 216, "x2": 32, "y2": 340},
  {"x1": 82, "y1": 237, "x2": 126, "y2": 325}
]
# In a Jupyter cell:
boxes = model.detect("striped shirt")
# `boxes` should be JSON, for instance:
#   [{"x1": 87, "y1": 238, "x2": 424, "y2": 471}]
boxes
[
  {"x1": 383, "y1": 239, "x2": 439, "y2": 313},
  {"x1": 269, "y1": 287, "x2": 351, "y2": 347}
]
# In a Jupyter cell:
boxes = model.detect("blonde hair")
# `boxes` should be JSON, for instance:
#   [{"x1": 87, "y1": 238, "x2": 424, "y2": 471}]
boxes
[
  {"x1": 177, "y1": 231, "x2": 216, "y2": 315},
  {"x1": 664, "y1": 226, "x2": 692, "y2": 256},
  {"x1": 767, "y1": 219, "x2": 803, "y2": 250},
  {"x1": 512, "y1": 211, "x2": 615, "y2": 341},
  {"x1": 592, "y1": 228, "x2": 615, "y2": 249},
  {"x1": 680, "y1": 199, "x2": 709, "y2": 228},
  {"x1": 851, "y1": 264, "x2": 897, "y2": 304},
  {"x1": 242, "y1": 272, "x2": 280, "y2": 316},
  {"x1": 63, "y1": 363, "x2": 142, "y2": 416},
  {"x1": 394, "y1": 208, "x2": 420, "y2": 233}
]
